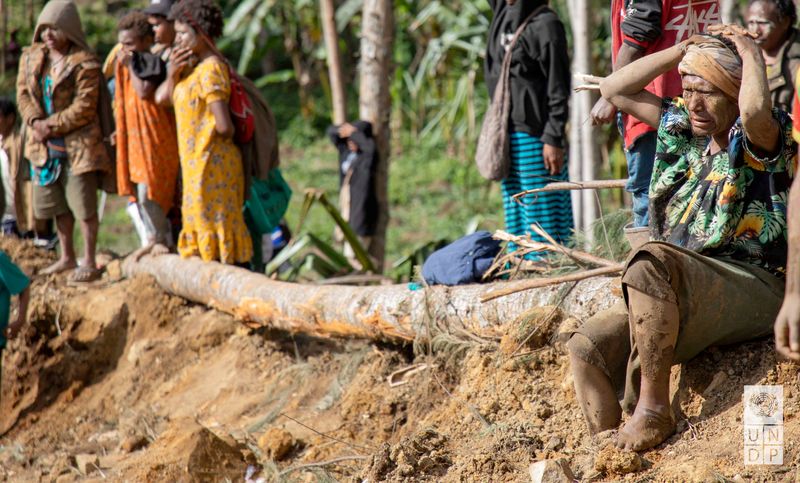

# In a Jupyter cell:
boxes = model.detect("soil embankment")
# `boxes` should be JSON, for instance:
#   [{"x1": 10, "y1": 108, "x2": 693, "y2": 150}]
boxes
[{"x1": 0, "y1": 238, "x2": 798, "y2": 481}]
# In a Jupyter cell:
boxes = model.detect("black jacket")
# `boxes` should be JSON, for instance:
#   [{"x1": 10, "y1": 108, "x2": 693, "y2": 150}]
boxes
[
  {"x1": 485, "y1": 0, "x2": 571, "y2": 148},
  {"x1": 326, "y1": 121, "x2": 378, "y2": 237}
]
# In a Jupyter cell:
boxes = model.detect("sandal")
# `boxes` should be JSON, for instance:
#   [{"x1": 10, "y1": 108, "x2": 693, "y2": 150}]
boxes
[{"x1": 68, "y1": 265, "x2": 103, "y2": 283}]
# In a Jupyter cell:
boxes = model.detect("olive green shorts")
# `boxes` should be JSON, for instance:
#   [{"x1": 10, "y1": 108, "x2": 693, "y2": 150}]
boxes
[
  {"x1": 568, "y1": 241, "x2": 784, "y2": 411},
  {"x1": 33, "y1": 171, "x2": 99, "y2": 221}
]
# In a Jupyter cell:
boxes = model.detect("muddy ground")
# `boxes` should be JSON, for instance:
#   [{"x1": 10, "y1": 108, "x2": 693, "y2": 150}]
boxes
[{"x1": 0, "y1": 238, "x2": 799, "y2": 482}]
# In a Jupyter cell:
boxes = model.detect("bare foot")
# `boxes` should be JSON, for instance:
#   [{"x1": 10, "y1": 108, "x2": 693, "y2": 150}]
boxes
[
  {"x1": 616, "y1": 405, "x2": 675, "y2": 452},
  {"x1": 150, "y1": 243, "x2": 170, "y2": 257},
  {"x1": 40, "y1": 258, "x2": 78, "y2": 275},
  {"x1": 133, "y1": 242, "x2": 171, "y2": 262}
]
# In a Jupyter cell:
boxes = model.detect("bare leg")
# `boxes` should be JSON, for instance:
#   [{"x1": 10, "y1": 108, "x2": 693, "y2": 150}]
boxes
[
  {"x1": 616, "y1": 287, "x2": 678, "y2": 451},
  {"x1": 79, "y1": 214, "x2": 99, "y2": 269},
  {"x1": 41, "y1": 213, "x2": 77, "y2": 274},
  {"x1": 568, "y1": 334, "x2": 622, "y2": 434}
]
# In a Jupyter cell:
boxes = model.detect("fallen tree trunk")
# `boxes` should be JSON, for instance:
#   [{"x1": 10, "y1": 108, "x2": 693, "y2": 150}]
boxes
[{"x1": 124, "y1": 255, "x2": 622, "y2": 342}]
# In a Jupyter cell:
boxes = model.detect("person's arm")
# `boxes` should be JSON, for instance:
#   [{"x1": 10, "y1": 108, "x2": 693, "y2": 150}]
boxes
[
  {"x1": 130, "y1": 72, "x2": 157, "y2": 100},
  {"x1": 708, "y1": 24, "x2": 779, "y2": 155},
  {"x1": 775, "y1": 171, "x2": 800, "y2": 359},
  {"x1": 45, "y1": 64, "x2": 101, "y2": 135},
  {"x1": 600, "y1": 41, "x2": 691, "y2": 129},
  {"x1": 591, "y1": 0, "x2": 662, "y2": 125},
  {"x1": 209, "y1": 101, "x2": 234, "y2": 137},
  {"x1": 538, "y1": 18, "x2": 570, "y2": 174},
  {"x1": 16, "y1": 52, "x2": 45, "y2": 126},
  {"x1": 156, "y1": 48, "x2": 193, "y2": 106}
]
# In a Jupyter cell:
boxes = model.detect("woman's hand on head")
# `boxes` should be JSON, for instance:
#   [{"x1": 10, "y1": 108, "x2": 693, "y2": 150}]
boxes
[{"x1": 706, "y1": 24, "x2": 760, "y2": 55}]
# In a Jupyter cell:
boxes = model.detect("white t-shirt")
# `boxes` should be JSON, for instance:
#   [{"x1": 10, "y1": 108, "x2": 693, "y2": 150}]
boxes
[{"x1": 0, "y1": 140, "x2": 15, "y2": 218}]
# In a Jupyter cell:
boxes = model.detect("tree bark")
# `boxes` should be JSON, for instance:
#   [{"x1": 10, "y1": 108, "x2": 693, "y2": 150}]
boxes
[
  {"x1": 123, "y1": 255, "x2": 621, "y2": 343},
  {"x1": 321, "y1": 0, "x2": 347, "y2": 125},
  {"x1": 358, "y1": 0, "x2": 394, "y2": 271},
  {"x1": 567, "y1": 0, "x2": 599, "y2": 246}
]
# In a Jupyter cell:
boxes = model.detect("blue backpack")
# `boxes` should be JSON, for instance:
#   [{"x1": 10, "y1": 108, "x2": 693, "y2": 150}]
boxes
[{"x1": 422, "y1": 231, "x2": 501, "y2": 286}]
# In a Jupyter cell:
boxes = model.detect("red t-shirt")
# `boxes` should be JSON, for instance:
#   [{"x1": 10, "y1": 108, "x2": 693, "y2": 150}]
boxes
[{"x1": 611, "y1": 0, "x2": 721, "y2": 147}]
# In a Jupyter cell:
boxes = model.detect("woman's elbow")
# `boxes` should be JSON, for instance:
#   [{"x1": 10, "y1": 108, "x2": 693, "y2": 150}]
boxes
[
  {"x1": 599, "y1": 80, "x2": 618, "y2": 104},
  {"x1": 215, "y1": 122, "x2": 235, "y2": 138}
]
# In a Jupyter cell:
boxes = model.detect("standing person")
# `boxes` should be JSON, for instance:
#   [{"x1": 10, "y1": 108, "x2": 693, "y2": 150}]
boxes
[
  {"x1": 485, "y1": 0, "x2": 573, "y2": 249},
  {"x1": 114, "y1": 11, "x2": 179, "y2": 256},
  {"x1": 591, "y1": 0, "x2": 721, "y2": 227},
  {"x1": 746, "y1": 0, "x2": 800, "y2": 112},
  {"x1": 327, "y1": 121, "x2": 378, "y2": 258},
  {"x1": 773, "y1": 65, "x2": 800, "y2": 360},
  {"x1": 157, "y1": 0, "x2": 253, "y2": 265},
  {"x1": 144, "y1": 0, "x2": 178, "y2": 61},
  {"x1": 0, "y1": 99, "x2": 54, "y2": 244},
  {"x1": 569, "y1": 27, "x2": 795, "y2": 451},
  {"x1": 0, "y1": 100, "x2": 19, "y2": 234},
  {"x1": 16, "y1": 0, "x2": 113, "y2": 282}
]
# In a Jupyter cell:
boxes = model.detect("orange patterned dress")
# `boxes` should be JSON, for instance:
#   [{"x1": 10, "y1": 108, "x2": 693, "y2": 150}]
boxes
[{"x1": 114, "y1": 61, "x2": 180, "y2": 213}]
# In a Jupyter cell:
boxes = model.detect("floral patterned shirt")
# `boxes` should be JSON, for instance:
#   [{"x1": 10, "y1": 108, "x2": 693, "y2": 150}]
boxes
[{"x1": 649, "y1": 97, "x2": 796, "y2": 276}]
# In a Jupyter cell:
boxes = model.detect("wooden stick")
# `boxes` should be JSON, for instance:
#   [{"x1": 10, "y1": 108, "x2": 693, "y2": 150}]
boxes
[
  {"x1": 512, "y1": 179, "x2": 627, "y2": 201},
  {"x1": 280, "y1": 455, "x2": 369, "y2": 476},
  {"x1": 480, "y1": 266, "x2": 622, "y2": 303}
]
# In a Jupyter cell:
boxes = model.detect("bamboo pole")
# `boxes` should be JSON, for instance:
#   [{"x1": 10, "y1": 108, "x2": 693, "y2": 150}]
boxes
[{"x1": 123, "y1": 255, "x2": 621, "y2": 342}]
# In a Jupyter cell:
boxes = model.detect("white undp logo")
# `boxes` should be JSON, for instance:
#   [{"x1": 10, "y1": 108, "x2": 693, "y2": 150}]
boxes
[{"x1": 743, "y1": 385, "x2": 783, "y2": 465}]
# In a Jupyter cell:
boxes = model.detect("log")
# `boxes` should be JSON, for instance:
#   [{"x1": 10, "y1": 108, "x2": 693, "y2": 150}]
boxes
[{"x1": 123, "y1": 255, "x2": 621, "y2": 342}]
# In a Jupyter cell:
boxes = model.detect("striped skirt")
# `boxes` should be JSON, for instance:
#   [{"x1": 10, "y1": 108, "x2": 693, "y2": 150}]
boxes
[{"x1": 501, "y1": 132, "x2": 574, "y2": 251}]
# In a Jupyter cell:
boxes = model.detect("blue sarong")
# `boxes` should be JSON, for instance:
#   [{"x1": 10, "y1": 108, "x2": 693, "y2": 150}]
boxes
[{"x1": 501, "y1": 132, "x2": 574, "y2": 254}]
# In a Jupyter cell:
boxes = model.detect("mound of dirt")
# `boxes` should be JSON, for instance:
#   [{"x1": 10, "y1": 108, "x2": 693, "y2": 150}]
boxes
[{"x1": 1, "y1": 237, "x2": 800, "y2": 482}]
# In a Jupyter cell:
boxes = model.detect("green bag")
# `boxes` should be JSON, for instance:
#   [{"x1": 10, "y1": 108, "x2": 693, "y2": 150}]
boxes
[{"x1": 244, "y1": 168, "x2": 292, "y2": 236}]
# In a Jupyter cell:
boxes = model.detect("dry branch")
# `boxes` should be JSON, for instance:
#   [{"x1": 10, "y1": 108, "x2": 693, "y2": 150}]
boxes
[
  {"x1": 512, "y1": 179, "x2": 627, "y2": 202},
  {"x1": 480, "y1": 266, "x2": 623, "y2": 303},
  {"x1": 493, "y1": 230, "x2": 621, "y2": 269}
]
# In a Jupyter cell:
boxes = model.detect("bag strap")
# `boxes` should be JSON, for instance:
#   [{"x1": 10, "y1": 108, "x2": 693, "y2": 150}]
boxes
[{"x1": 505, "y1": 5, "x2": 548, "y2": 57}]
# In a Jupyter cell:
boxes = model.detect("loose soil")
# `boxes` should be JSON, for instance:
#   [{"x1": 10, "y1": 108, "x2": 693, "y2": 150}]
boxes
[{"x1": 0, "y1": 238, "x2": 798, "y2": 482}]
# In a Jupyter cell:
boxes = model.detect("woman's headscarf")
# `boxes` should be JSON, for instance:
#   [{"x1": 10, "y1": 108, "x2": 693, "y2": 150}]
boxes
[
  {"x1": 33, "y1": 0, "x2": 89, "y2": 51},
  {"x1": 678, "y1": 36, "x2": 743, "y2": 100}
]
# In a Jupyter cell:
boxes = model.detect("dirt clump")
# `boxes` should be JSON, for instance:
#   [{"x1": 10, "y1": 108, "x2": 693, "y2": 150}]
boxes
[
  {"x1": 362, "y1": 428, "x2": 451, "y2": 481},
  {"x1": 258, "y1": 427, "x2": 295, "y2": 460},
  {"x1": 593, "y1": 443, "x2": 643, "y2": 476}
]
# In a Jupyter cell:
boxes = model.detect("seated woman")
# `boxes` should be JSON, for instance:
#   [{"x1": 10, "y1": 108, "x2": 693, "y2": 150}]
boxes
[
  {"x1": 567, "y1": 24, "x2": 795, "y2": 452},
  {"x1": 157, "y1": 0, "x2": 252, "y2": 265}
]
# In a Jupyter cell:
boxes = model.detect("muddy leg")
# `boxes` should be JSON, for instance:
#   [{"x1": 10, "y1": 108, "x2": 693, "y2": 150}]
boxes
[
  {"x1": 568, "y1": 334, "x2": 622, "y2": 434},
  {"x1": 617, "y1": 287, "x2": 678, "y2": 451}
]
